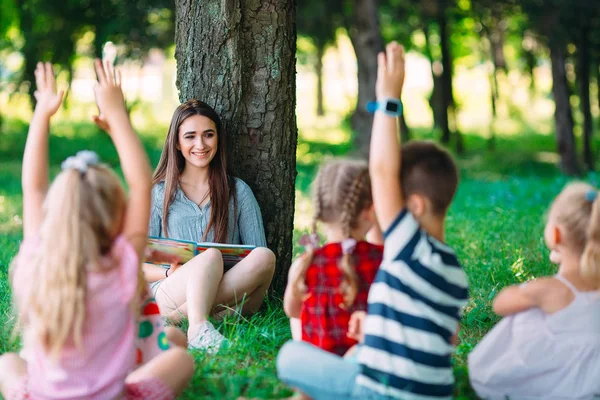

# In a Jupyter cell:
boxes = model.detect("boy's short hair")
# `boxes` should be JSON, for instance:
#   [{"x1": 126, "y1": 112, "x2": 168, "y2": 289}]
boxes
[{"x1": 401, "y1": 141, "x2": 459, "y2": 215}]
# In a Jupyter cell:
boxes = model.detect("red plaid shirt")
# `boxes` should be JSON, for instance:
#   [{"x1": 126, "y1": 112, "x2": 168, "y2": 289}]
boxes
[{"x1": 301, "y1": 241, "x2": 383, "y2": 356}]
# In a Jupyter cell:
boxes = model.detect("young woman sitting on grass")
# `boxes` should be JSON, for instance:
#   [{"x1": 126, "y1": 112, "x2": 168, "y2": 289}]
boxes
[
  {"x1": 0, "y1": 60, "x2": 193, "y2": 400},
  {"x1": 469, "y1": 182, "x2": 600, "y2": 400},
  {"x1": 143, "y1": 100, "x2": 276, "y2": 352}
]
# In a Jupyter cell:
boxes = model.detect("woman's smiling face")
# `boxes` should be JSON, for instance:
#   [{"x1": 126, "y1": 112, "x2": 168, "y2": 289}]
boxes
[{"x1": 177, "y1": 114, "x2": 218, "y2": 170}]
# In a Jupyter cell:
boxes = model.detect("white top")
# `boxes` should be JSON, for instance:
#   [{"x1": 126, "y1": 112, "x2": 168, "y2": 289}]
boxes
[{"x1": 468, "y1": 275, "x2": 600, "y2": 400}]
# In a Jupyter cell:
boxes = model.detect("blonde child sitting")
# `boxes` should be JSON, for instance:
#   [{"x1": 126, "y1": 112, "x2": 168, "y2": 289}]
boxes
[
  {"x1": 469, "y1": 183, "x2": 600, "y2": 400},
  {"x1": 0, "y1": 60, "x2": 193, "y2": 400},
  {"x1": 284, "y1": 159, "x2": 383, "y2": 356}
]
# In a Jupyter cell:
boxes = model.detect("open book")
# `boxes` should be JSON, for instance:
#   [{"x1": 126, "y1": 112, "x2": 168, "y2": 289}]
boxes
[{"x1": 147, "y1": 237, "x2": 255, "y2": 268}]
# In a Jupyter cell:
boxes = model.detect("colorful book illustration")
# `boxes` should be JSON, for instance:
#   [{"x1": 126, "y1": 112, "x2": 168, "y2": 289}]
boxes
[{"x1": 147, "y1": 236, "x2": 255, "y2": 268}]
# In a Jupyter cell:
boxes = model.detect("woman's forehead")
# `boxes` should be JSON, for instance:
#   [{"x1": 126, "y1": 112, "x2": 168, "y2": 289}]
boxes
[{"x1": 179, "y1": 115, "x2": 217, "y2": 134}]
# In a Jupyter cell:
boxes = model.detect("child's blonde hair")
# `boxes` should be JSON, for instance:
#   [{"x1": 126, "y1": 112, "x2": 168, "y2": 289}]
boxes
[
  {"x1": 12, "y1": 162, "x2": 143, "y2": 359},
  {"x1": 550, "y1": 182, "x2": 600, "y2": 287},
  {"x1": 294, "y1": 159, "x2": 372, "y2": 308}
]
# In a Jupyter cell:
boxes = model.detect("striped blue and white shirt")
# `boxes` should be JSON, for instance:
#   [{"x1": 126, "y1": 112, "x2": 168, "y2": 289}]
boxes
[{"x1": 357, "y1": 209, "x2": 469, "y2": 400}]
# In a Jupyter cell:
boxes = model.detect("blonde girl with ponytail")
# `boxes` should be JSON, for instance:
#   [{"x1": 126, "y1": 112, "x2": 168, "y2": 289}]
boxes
[
  {"x1": 0, "y1": 60, "x2": 193, "y2": 400},
  {"x1": 282, "y1": 159, "x2": 383, "y2": 357},
  {"x1": 469, "y1": 182, "x2": 600, "y2": 400}
]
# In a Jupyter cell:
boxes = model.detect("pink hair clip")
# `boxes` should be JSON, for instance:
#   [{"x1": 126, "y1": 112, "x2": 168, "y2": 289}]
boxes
[
  {"x1": 299, "y1": 233, "x2": 319, "y2": 250},
  {"x1": 341, "y1": 238, "x2": 357, "y2": 255}
]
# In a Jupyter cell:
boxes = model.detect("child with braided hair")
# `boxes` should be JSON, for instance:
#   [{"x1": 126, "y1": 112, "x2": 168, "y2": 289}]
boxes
[
  {"x1": 283, "y1": 159, "x2": 383, "y2": 357},
  {"x1": 278, "y1": 42, "x2": 468, "y2": 400}
]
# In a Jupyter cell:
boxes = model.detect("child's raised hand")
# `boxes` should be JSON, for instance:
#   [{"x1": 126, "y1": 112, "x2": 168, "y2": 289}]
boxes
[
  {"x1": 33, "y1": 62, "x2": 65, "y2": 118},
  {"x1": 93, "y1": 59, "x2": 126, "y2": 131},
  {"x1": 376, "y1": 42, "x2": 406, "y2": 101}
]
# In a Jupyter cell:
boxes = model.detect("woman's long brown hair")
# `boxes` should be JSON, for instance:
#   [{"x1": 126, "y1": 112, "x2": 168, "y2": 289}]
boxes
[{"x1": 152, "y1": 100, "x2": 236, "y2": 243}]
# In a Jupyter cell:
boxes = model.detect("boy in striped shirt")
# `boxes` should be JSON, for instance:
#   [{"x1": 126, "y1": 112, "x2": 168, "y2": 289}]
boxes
[{"x1": 277, "y1": 42, "x2": 468, "y2": 399}]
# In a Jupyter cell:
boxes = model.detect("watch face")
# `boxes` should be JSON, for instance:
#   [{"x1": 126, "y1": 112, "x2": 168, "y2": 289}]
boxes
[{"x1": 385, "y1": 102, "x2": 399, "y2": 112}]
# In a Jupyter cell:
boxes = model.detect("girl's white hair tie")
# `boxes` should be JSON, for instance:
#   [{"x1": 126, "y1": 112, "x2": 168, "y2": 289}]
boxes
[
  {"x1": 341, "y1": 238, "x2": 357, "y2": 255},
  {"x1": 61, "y1": 150, "x2": 100, "y2": 174}
]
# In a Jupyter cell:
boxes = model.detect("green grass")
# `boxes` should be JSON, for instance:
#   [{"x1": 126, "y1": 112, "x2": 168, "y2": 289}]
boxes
[{"x1": 1, "y1": 116, "x2": 599, "y2": 399}]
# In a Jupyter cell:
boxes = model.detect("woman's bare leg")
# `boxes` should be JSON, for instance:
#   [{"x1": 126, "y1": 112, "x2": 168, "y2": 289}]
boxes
[
  {"x1": 155, "y1": 248, "x2": 224, "y2": 337},
  {"x1": 126, "y1": 347, "x2": 194, "y2": 396},
  {"x1": 0, "y1": 353, "x2": 27, "y2": 398},
  {"x1": 212, "y1": 247, "x2": 276, "y2": 315}
]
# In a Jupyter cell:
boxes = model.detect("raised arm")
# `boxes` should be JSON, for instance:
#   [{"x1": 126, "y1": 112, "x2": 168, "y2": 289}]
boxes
[
  {"x1": 369, "y1": 43, "x2": 406, "y2": 233},
  {"x1": 93, "y1": 60, "x2": 152, "y2": 258},
  {"x1": 22, "y1": 62, "x2": 65, "y2": 238}
]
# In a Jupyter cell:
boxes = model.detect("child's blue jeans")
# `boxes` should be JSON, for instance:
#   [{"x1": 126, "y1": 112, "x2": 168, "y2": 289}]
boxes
[{"x1": 276, "y1": 340, "x2": 389, "y2": 399}]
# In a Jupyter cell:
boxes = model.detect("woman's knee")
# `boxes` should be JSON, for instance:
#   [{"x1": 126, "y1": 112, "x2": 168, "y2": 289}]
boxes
[
  {"x1": 249, "y1": 247, "x2": 276, "y2": 279},
  {"x1": 201, "y1": 248, "x2": 224, "y2": 265},
  {"x1": 191, "y1": 248, "x2": 224, "y2": 274}
]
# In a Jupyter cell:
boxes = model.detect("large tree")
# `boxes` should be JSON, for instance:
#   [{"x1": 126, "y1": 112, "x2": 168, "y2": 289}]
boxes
[
  {"x1": 174, "y1": 0, "x2": 297, "y2": 295},
  {"x1": 345, "y1": 0, "x2": 384, "y2": 158}
]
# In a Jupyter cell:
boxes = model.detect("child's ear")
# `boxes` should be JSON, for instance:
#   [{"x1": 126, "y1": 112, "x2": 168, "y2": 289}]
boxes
[{"x1": 554, "y1": 226, "x2": 562, "y2": 245}]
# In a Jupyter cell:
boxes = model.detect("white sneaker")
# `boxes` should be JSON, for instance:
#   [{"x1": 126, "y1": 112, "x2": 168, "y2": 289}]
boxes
[{"x1": 188, "y1": 321, "x2": 227, "y2": 353}]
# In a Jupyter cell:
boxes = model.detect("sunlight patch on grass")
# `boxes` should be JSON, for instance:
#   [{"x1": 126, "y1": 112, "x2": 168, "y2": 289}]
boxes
[{"x1": 509, "y1": 256, "x2": 528, "y2": 281}]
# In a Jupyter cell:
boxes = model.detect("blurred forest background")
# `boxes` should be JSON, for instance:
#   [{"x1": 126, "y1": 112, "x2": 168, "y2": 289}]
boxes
[
  {"x1": 2, "y1": 1, "x2": 600, "y2": 397},
  {"x1": 1, "y1": 0, "x2": 600, "y2": 174}
]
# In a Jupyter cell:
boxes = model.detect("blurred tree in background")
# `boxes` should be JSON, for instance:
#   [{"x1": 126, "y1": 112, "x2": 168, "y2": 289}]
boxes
[
  {"x1": 1, "y1": 0, "x2": 173, "y2": 100},
  {"x1": 2, "y1": 0, "x2": 600, "y2": 174}
]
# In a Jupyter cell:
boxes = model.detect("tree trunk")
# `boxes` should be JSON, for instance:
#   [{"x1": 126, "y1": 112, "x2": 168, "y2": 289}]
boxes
[
  {"x1": 597, "y1": 63, "x2": 600, "y2": 119},
  {"x1": 438, "y1": 8, "x2": 462, "y2": 152},
  {"x1": 489, "y1": 19, "x2": 507, "y2": 72},
  {"x1": 549, "y1": 40, "x2": 580, "y2": 175},
  {"x1": 347, "y1": 0, "x2": 384, "y2": 159},
  {"x1": 399, "y1": 113, "x2": 410, "y2": 143},
  {"x1": 525, "y1": 49, "x2": 537, "y2": 94},
  {"x1": 315, "y1": 42, "x2": 325, "y2": 116},
  {"x1": 488, "y1": 68, "x2": 497, "y2": 150},
  {"x1": 577, "y1": 23, "x2": 593, "y2": 171},
  {"x1": 594, "y1": 63, "x2": 600, "y2": 119},
  {"x1": 174, "y1": 0, "x2": 297, "y2": 296},
  {"x1": 18, "y1": 0, "x2": 37, "y2": 106},
  {"x1": 423, "y1": 25, "x2": 449, "y2": 139}
]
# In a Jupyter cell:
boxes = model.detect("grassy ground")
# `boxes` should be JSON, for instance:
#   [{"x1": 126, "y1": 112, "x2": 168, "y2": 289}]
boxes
[{"x1": 1, "y1": 115, "x2": 599, "y2": 399}]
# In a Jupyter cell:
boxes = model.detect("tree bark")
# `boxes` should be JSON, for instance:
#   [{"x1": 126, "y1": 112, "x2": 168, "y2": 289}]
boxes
[
  {"x1": 174, "y1": 0, "x2": 297, "y2": 295},
  {"x1": 597, "y1": 63, "x2": 600, "y2": 122},
  {"x1": 549, "y1": 40, "x2": 580, "y2": 175},
  {"x1": 399, "y1": 114, "x2": 410, "y2": 143},
  {"x1": 347, "y1": 0, "x2": 384, "y2": 159},
  {"x1": 438, "y1": 7, "x2": 462, "y2": 152},
  {"x1": 487, "y1": 68, "x2": 497, "y2": 150},
  {"x1": 577, "y1": 22, "x2": 593, "y2": 171},
  {"x1": 489, "y1": 19, "x2": 507, "y2": 72},
  {"x1": 422, "y1": 25, "x2": 450, "y2": 142},
  {"x1": 315, "y1": 41, "x2": 325, "y2": 116}
]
